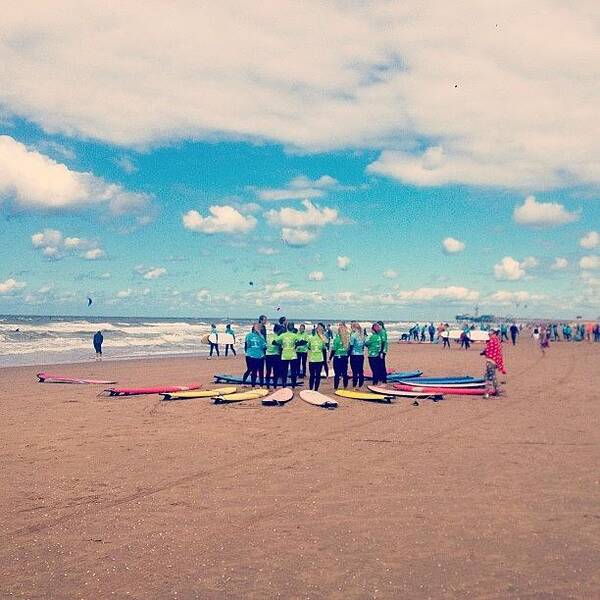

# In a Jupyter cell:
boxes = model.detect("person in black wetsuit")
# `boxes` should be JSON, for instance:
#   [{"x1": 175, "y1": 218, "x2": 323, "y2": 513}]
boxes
[{"x1": 93, "y1": 330, "x2": 103, "y2": 361}]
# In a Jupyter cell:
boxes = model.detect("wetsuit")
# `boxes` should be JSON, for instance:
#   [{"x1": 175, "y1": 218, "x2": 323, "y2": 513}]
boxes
[{"x1": 329, "y1": 334, "x2": 349, "y2": 390}]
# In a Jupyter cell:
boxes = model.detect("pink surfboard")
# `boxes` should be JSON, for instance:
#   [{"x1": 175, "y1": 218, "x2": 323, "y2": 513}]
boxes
[
  {"x1": 393, "y1": 383, "x2": 486, "y2": 396},
  {"x1": 37, "y1": 372, "x2": 117, "y2": 385}
]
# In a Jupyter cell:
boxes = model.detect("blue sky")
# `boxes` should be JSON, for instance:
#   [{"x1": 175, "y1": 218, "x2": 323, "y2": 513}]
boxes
[{"x1": 1, "y1": 2, "x2": 599, "y2": 319}]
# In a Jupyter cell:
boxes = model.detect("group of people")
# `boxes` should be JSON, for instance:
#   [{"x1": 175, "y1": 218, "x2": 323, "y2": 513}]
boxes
[{"x1": 241, "y1": 316, "x2": 389, "y2": 391}]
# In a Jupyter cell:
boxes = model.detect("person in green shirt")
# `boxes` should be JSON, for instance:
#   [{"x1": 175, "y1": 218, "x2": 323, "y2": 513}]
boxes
[
  {"x1": 265, "y1": 324, "x2": 283, "y2": 389},
  {"x1": 242, "y1": 323, "x2": 267, "y2": 387},
  {"x1": 365, "y1": 323, "x2": 385, "y2": 385},
  {"x1": 307, "y1": 326, "x2": 327, "y2": 391},
  {"x1": 329, "y1": 322, "x2": 349, "y2": 390},
  {"x1": 377, "y1": 320, "x2": 388, "y2": 384},
  {"x1": 274, "y1": 322, "x2": 304, "y2": 387},
  {"x1": 296, "y1": 323, "x2": 310, "y2": 378}
]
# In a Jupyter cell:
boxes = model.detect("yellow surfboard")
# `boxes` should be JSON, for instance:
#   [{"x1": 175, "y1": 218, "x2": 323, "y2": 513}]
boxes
[
  {"x1": 162, "y1": 386, "x2": 237, "y2": 400},
  {"x1": 334, "y1": 389, "x2": 392, "y2": 403},
  {"x1": 213, "y1": 388, "x2": 269, "y2": 403}
]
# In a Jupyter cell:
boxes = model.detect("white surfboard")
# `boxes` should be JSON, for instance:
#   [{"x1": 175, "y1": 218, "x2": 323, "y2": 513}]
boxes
[{"x1": 299, "y1": 390, "x2": 337, "y2": 409}]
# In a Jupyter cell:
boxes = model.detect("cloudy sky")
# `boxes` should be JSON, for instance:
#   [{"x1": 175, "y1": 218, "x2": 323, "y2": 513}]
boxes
[{"x1": 1, "y1": 1, "x2": 599, "y2": 319}]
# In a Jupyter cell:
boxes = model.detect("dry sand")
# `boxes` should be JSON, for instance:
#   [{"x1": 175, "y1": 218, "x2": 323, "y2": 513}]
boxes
[{"x1": 1, "y1": 338, "x2": 599, "y2": 599}]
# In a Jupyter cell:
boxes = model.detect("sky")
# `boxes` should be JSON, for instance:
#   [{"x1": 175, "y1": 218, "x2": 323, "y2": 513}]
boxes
[{"x1": 1, "y1": 1, "x2": 600, "y2": 320}]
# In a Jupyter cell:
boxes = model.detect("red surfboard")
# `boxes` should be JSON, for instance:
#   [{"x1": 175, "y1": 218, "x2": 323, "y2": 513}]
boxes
[
  {"x1": 393, "y1": 383, "x2": 486, "y2": 396},
  {"x1": 103, "y1": 384, "x2": 202, "y2": 397}
]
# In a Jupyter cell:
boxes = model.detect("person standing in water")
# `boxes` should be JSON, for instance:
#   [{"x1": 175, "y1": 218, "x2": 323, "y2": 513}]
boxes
[
  {"x1": 296, "y1": 323, "x2": 309, "y2": 378},
  {"x1": 307, "y1": 326, "x2": 326, "y2": 391},
  {"x1": 224, "y1": 323, "x2": 236, "y2": 357},
  {"x1": 242, "y1": 323, "x2": 267, "y2": 387},
  {"x1": 376, "y1": 321, "x2": 388, "y2": 384},
  {"x1": 93, "y1": 330, "x2": 103, "y2": 361},
  {"x1": 208, "y1": 323, "x2": 220, "y2": 358},
  {"x1": 330, "y1": 322, "x2": 350, "y2": 390}
]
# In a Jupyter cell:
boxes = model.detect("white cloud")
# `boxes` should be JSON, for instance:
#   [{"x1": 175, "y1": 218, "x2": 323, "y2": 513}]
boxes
[
  {"x1": 513, "y1": 195, "x2": 579, "y2": 227},
  {"x1": 337, "y1": 256, "x2": 351, "y2": 270},
  {"x1": 3, "y1": 4, "x2": 600, "y2": 193},
  {"x1": 196, "y1": 289, "x2": 211, "y2": 302},
  {"x1": 383, "y1": 269, "x2": 398, "y2": 279},
  {"x1": 257, "y1": 246, "x2": 278, "y2": 255},
  {"x1": 0, "y1": 135, "x2": 152, "y2": 218},
  {"x1": 116, "y1": 289, "x2": 132, "y2": 298},
  {"x1": 182, "y1": 205, "x2": 256, "y2": 234},
  {"x1": 281, "y1": 228, "x2": 315, "y2": 246},
  {"x1": 265, "y1": 200, "x2": 339, "y2": 229},
  {"x1": 487, "y1": 290, "x2": 545, "y2": 304},
  {"x1": 31, "y1": 228, "x2": 104, "y2": 260},
  {"x1": 115, "y1": 156, "x2": 137, "y2": 174},
  {"x1": 0, "y1": 277, "x2": 26, "y2": 294},
  {"x1": 142, "y1": 267, "x2": 167, "y2": 280},
  {"x1": 521, "y1": 256, "x2": 539, "y2": 269},
  {"x1": 580, "y1": 255, "x2": 600, "y2": 270},
  {"x1": 308, "y1": 271, "x2": 324, "y2": 281},
  {"x1": 494, "y1": 256, "x2": 526, "y2": 281},
  {"x1": 442, "y1": 237, "x2": 465, "y2": 254},
  {"x1": 396, "y1": 286, "x2": 479, "y2": 303},
  {"x1": 579, "y1": 231, "x2": 600, "y2": 249},
  {"x1": 551, "y1": 257, "x2": 568, "y2": 270},
  {"x1": 256, "y1": 175, "x2": 339, "y2": 201}
]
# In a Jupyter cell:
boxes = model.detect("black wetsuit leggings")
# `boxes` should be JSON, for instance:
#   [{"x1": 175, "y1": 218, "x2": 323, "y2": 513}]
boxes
[
  {"x1": 93, "y1": 342, "x2": 102, "y2": 354},
  {"x1": 209, "y1": 342, "x2": 219, "y2": 357},
  {"x1": 350, "y1": 355, "x2": 364, "y2": 387},
  {"x1": 243, "y1": 357, "x2": 264, "y2": 386},
  {"x1": 309, "y1": 361, "x2": 323, "y2": 391},
  {"x1": 368, "y1": 356, "x2": 385, "y2": 386},
  {"x1": 225, "y1": 344, "x2": 236, "y2": 356},
  {"x1": 265, "y1": 355, "x2": 280, "y2": 388},
  {"x1": 298, "y1": 352, "x2": 307, "y2": 377},
  {"x1": 280, "y1": 359, "x2": 298, "y2": 387},
  {"x1": 333, "y1": 356, "x2": 349, "y2": 390},
  {"x1": 321, "y1": 349, "x2": 329, "y2": 376}
]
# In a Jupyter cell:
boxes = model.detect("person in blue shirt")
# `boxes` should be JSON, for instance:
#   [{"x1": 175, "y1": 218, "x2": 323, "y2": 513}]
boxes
[
  {"x1": 93, "y1": 330, "x2": 103, "y2": 361},
  {"x1": 242, "y1": 323, "x2": 267, "y2": 387}
]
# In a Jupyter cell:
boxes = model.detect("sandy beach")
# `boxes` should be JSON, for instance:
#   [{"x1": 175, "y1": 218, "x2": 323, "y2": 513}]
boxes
[{"x1": 1, "y1": 338, "x2": 599, "y2": 599}]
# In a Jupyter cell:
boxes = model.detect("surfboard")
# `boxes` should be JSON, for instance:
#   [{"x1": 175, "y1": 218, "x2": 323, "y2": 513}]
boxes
[
  {"x1": 204, "y1": 332, "x2": 236, "y2": 345},
  {"x1": 213, "y1": 388, "x2": 269, "y2": 403},
  {"x1": 214, "y1": 373, "x2": 303, "y2": 385},
  {"x1": 104, "y1": 383, "x2": 202, "y2": 397},
  {"x1": 299, "y1": 390, "x2": 337, "y2": 409},
  {"x1": 393, "y1": 383, "x2": 484, "y2": 396},
  {"x1": 397, "y1": 379, "x2": 484, "y2": 388},
  {"x1": 37, "y1": 372, "x2": 117, "y2": 384},
  {"x1": 364, "y1": 369, "x2": 423, "y2": 381},
  {"x1": 162, "y1": 386, "x2": 236, "y2": 400},
  {"x1": 448, "y1": 329, "x2": 489, "y2": 342},
  {"x1": 262, "y1": 388, "x2": 294, "y2": 406},
  {"x1": 335, "y1": 389, "x2": 392, "y2": 403},
  {"x1": 368, "y1": 385, "x2": 444, "y2": 399}
]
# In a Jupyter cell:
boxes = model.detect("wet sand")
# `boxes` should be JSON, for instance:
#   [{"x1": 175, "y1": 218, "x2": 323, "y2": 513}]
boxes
[{"x1": 1, "y1": 338, "x2": 599, "y2": 599}]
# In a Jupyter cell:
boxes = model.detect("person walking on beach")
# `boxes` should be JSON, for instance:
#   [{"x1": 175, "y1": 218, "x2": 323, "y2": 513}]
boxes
[
  {"x1": 500, "y1": 323, "x2": 509, "y2": 342},
  {"x1": 460, "y1": 327, "x2": 471, "y2": 350},
  {"x1": 440, "y1": 327, "x2": 450, "y2": 348},
  {"x1": 349, "y1": 321, "x2": 366, "y2": 389},
  {"x1": 224, "y1": 323, "x2": 236, "y2": 357},
  {"x1": 377, "y1": 321, "x2": 388, "y2": 383},
  {"x1": 365, "y1": 323, "x2": 385, "y2": 385},
  {"x1": 330, "y1": 322, "x2": 350, "y2": 390},
  {"x1": 428, "y1": 323, "x2": 435, "y2": 343},
  {"x1": 242, "y1": 323, "x2": 267, "y2": 387},
  {"x1": 480, "y1": 329, "x2": 505, "y2": 397},
  {"x1": 264, "y1": 324, "x2": 282, "y2": 389},
  {"x1": 296, "y1": 323, "x2": 309, "y2": 378},
  {"x1": 209, "y1": 323, "x2": 220, "y2": 358},
  {"x1": 307, "y1": 326, "x2": 326, "y2": 391},
  {"x1": 509, "y1": 323, "x2": 519, "y2": 345},
  {"x1": 93, "y1": 330, "x2": 103, "y2": 361},
  {"x1": 539, "y1": 327, "x2": 550, "y2": 356}
]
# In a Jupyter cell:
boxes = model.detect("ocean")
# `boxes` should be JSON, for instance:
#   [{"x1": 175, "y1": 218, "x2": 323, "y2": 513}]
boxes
[{"x1": 0, "y1": 315, "x2": 419, "y2": 367}]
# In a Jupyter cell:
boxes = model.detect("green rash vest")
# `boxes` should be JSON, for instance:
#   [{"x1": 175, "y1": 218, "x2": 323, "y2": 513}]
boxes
[
  {"x1": 296, "y1": 331, "x2": 309, "y2": 353},
  {"x1": 365, "y1": 332, "x2": 383, "y2": 357},
  {"x1": 331, "y1": 334, "x2": 349, "y2": 357},
  {"x1": 275, "y1": 331, "x2": 300, "y2": 361},
  {"x1": 306, "y1": 334, "x2": 326, "y2": 363},
  {"x1": 380, "y1": 328, "x2": 389, "y2": 353},
  {"x1": 265, "y1": 332, "x2": 280, "y2": 356}
]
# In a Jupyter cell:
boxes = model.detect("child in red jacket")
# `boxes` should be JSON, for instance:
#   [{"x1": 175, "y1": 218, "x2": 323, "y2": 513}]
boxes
[{"x1": 481, "y1": 329, "x2": 506, "y2": 397}]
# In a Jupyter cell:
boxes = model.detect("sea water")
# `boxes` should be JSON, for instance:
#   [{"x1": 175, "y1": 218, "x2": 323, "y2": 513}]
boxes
[{"x1": 0, "y1": 315, "x2": 422, "y2": 367}]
